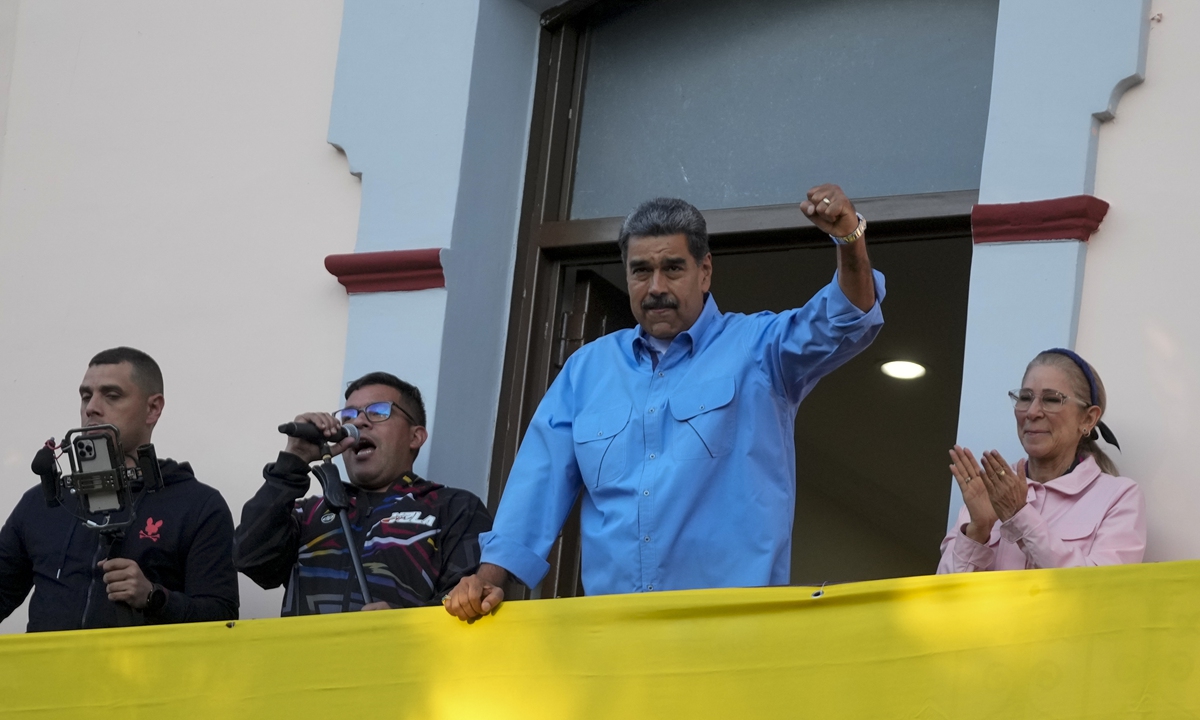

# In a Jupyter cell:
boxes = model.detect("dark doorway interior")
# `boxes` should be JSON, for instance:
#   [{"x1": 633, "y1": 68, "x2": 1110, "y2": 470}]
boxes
[{"x1": 573, "y1": 235, "x2": 972, "y2": 584}]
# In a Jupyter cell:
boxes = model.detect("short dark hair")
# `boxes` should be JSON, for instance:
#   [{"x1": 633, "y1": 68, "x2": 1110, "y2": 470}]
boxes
[
  {"x1": 89, "y1": 347, "x2": 163, "y2": 395},
  {"x1": 617, "y1": 197, "x2": 710, "y2": 265},
  {"x1": 345, "y1": 372, "x2": 426, "y2": 427}
]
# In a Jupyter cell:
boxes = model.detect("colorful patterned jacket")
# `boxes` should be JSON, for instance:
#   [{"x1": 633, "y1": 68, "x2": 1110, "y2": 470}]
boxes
[{"x1": 234, "y1": 452, "x2": 492, "y2": 615}]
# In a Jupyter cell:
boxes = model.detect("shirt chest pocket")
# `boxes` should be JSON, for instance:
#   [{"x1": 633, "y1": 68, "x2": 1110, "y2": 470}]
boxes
[
  {"x1": 1056, "y1": 514, "x2": 1101, "y2": 551},
  {"x1": 573, "y1": 404, "x2": 632, "y2": 489},
  {"x1": 668, "y1": 378, "x2": 736, "y2": 460}
]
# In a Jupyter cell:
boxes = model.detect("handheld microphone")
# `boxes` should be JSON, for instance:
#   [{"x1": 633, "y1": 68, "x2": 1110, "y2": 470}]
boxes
[{"x1": 277, "y1": 422, "x2": 359, "y2": 446}]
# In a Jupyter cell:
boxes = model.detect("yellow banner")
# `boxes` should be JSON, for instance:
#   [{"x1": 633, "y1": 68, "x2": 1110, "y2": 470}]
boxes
[{"x1": 2, "y1": 561, "x2": 1198, "y2": 718}]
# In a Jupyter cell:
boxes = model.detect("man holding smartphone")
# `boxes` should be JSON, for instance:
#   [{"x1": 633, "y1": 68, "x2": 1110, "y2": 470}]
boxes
[{"x1": 0, "y1": 347, "x2": 239, "y2": 631}]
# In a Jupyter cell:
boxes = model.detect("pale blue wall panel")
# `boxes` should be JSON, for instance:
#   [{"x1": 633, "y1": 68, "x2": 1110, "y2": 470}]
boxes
[
  {"x1": 343, "y1": 290, "x2": 449, "y2": 479},
  {"x1": 950, "y1": 0, "x2": 1151, "y2": 528},
  {"x1": 328, "y1": 0, "x2": 480, "y2": 252},
  {"x1": 948, "y1": 240, "x2": 1086, "y2": 528},
  {"x1": 428, "y1": 0, "x2": 540, "y2": 501},
  {"x1": 978, "y1": 0, "x2": 1150, "y2": 203},
  {"x1": 329, "y1": 0, "x2": 540, "y2": 497}
]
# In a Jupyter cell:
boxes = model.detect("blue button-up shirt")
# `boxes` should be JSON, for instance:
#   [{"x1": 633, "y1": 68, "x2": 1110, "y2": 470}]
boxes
[{"x1": 480, "y1": 271, "x2": 885, "y2": 595}]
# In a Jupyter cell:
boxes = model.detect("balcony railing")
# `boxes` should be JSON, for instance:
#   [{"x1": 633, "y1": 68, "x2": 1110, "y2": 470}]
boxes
[{"x1": 1, "y1": 560, "x2": 1197, "y2": 718}]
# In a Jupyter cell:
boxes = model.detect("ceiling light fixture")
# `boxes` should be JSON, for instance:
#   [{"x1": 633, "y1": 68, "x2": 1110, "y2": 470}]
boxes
[{"x1": 881, "y1": 360, "x2": 926, "y2": 380}]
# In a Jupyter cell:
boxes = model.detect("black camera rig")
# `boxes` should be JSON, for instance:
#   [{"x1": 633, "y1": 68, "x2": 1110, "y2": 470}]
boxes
[{"x1": 32, "y1": 425, "x2": 163, "y2": 532}]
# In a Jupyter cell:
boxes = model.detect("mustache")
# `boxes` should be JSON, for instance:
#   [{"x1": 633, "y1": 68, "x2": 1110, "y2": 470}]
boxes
[{"x1": 641, "y1": 294, "x2": 678, "y2": 311}]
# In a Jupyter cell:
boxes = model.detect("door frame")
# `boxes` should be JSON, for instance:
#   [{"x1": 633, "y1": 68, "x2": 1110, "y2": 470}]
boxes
[{"x1": 488, "y1": 0, "x2": 976, "y2": 598}]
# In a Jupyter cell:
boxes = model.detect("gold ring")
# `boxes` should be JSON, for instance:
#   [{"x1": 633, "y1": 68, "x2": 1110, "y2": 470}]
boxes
[
  {"x1": 441, "y1": 594, "x2": 450, "y2": 605},
  {"x1": 821, "y1": 197, "x2": 832, "y2": 205}
]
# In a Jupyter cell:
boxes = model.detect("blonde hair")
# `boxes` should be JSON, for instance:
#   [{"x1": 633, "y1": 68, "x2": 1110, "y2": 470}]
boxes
[{"x1": 1025, "y1": 352, "x2": 1119, "y2": 476}]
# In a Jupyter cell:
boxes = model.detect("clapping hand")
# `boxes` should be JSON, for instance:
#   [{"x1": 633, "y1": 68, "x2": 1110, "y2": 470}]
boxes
[
  {"x1": 949, "y1": 445, "x2": 999, "y2": 544},
  {"x1": 979, "y1": 450, "x2": 1028, "y2": 522}
]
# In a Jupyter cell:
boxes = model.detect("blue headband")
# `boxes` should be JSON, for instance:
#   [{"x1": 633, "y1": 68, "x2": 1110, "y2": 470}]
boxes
[{"x1": 1041, "y1": 348, "x2": 1120, "y2": 450}]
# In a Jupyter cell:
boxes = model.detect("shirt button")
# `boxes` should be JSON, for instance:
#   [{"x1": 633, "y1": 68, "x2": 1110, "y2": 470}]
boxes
[
  {"x1": 648, "y1": 407, "x2": 654, "y2": 413},
  {"x1": 643, "y1": 490, "x2": 650, "y2": 496},
  {"x1": 658, "y1": 372, "x2": 664, "y2": 377},
  {"x1": 649, "y1": 454, "x2": 655, "y2": 459},
  {"x1": 644, "y1": 536, "x2": 651, "y2": 542},
  {"x1": 647, "y1": 585, "x2": 654, "y2": 591},
  {"x1": 597, "y1": 431, "x2": 602, "y2": 436},
  {"x1": 699, "y1": 405, "x2": 705, "y2": 410}
]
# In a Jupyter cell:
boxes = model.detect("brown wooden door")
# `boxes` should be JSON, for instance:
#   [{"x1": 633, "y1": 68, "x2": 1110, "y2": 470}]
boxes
[{"x1": 537, "y1": 268, "x2": 636, "y2": 599}]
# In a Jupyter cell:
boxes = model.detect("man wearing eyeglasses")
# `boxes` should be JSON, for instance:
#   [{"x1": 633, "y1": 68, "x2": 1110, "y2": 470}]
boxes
[{"x1": 233, "y1": 372, "x2": 492, "y2": 615}]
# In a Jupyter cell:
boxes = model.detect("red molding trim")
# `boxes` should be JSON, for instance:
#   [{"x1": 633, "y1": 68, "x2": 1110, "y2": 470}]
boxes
[
  {"x1": 972, "y1": 195, "x2": 1110, "y2": 244},
  {"x1": 324, "y1": 248, "x2": 445, "y2": 294}
]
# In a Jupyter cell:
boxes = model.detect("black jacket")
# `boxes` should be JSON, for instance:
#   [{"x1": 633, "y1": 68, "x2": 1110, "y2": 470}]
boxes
[
  {"x1": 0, "y1": 459, "x2": 239, "y2": 632},
  {"x1": 235, "y1": 452, "x2": 492, "y2": 615}
]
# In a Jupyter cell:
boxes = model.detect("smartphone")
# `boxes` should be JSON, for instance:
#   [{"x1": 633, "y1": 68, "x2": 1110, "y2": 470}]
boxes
[{"x1": 72, "y1": 434, "x2": 122, "y2": 513}]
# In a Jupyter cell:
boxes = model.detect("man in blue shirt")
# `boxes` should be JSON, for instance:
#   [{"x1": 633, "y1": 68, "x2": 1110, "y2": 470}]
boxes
[{"x1": 444, "y1": 184, "x2": 884, "y2": 621}]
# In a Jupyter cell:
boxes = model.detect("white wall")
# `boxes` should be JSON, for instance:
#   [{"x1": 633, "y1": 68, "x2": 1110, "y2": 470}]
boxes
[
  {"x1": 0, "y1": 1, "x2": 359, "y2": 631},
  {"x1": 1077, "y1": 0, "x2": 1200, "y2": 562}
]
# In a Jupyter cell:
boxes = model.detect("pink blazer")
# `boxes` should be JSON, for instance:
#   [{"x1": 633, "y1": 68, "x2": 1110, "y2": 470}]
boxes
[{"x1": 938, "y1": 456, "x2": 1146, "y2": 573}]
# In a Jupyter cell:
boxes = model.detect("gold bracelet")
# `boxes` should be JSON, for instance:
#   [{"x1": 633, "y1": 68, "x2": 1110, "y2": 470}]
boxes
[{"x1": 831, "y1": 213, "x2": 866, "y2": 245}]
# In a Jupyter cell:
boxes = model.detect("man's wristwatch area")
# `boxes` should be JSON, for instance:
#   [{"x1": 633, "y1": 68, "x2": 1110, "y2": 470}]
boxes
[
  {"x1": 144, "y1": 583, "x2": 168, "y2": 614},
  {"x1": 830, "y1": 213, "x2": 867, "y2": 245}
]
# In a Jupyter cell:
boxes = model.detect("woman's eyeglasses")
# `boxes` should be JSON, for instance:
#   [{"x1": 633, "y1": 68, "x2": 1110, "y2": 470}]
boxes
[
  {"x1": 334, "y1": 401, "x2": 418, "y2": 425},
  {"x1": 1007, "y1": 389, "x2": 1090, "y2": 413}
]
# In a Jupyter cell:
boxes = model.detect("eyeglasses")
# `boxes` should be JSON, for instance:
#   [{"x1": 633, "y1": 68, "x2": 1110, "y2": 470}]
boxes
[
  {"x1": 334, "y1": 401, "x2": 418, "y2": 426},
  {"x1": 1008, "y1": 389, "x2": 1090, "y2": 413}
]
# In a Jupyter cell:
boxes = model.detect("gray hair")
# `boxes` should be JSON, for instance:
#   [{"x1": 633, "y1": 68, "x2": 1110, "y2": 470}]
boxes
[
  {"x1": 617, "y1": 197, "x2": 710, "y2": 264},
  {"x1": 1025, "y1": 352, "x2": 1118, "y2": 476}
]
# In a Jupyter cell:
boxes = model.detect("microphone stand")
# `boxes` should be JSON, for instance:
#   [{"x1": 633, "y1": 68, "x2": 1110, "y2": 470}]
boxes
[{"x1": 310, "y1": 443, "x2": 373, "y2": 606}]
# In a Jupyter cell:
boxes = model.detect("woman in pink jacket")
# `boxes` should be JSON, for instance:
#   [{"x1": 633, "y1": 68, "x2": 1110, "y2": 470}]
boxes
[{"x1": 938, "y1": 349, "x2": 1146, "y2": 573}]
